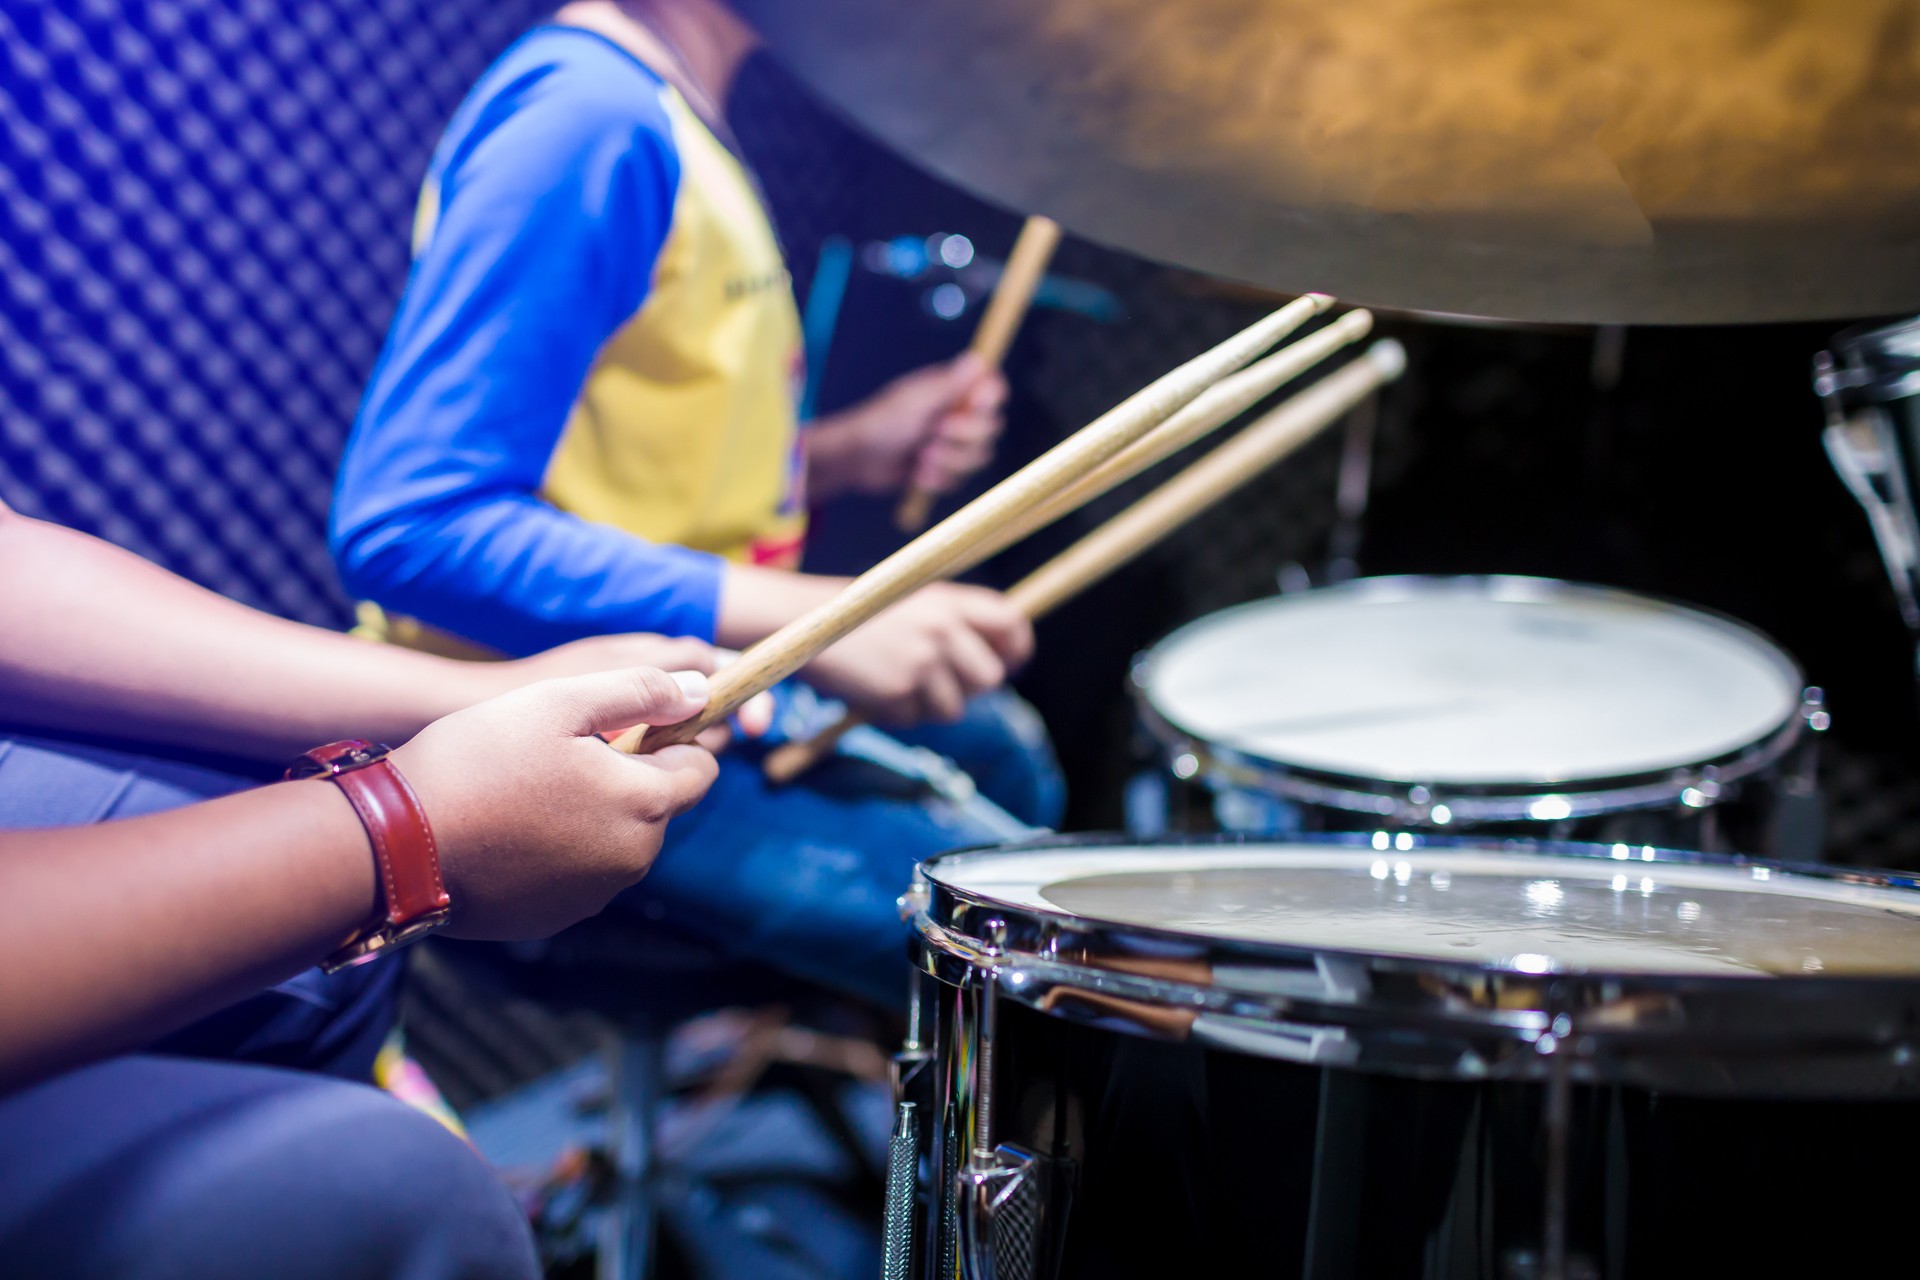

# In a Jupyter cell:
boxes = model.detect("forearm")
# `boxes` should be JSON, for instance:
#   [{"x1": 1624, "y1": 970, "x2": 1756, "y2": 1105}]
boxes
[
  {"x1": 713, "y1": 563, "x2": 850, "y2": 650},
  {"x1": 0, "y1": 781, "x2": 377, "y2": 1091},
  {"x1": 335, "y1": 493, "x2": 726, "y2": 656},
  {"x1": 0, "y1": 512, "x2": 494, "y2": 759},
  {"x1": 801, "y1": 410, "x2": 884, "y2": 503}
]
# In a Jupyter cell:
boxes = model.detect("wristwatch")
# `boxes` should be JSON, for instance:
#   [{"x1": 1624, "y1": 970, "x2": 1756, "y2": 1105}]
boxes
[{"x1": 288, "y1": 739, "x2": 452, "y2": 973}]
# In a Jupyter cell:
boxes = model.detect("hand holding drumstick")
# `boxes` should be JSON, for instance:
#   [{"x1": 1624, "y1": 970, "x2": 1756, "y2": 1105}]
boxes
[
  {"x1": 803, "y1": 217, "x2": 1060, "y2": 519},
  {"x1": 896, "y1": 216, "x2": 1063, "y2": 531},
  {"x1": 763, "y1": 335, "x2": 1408, "y2": 782},
  {"x1": 610, "y1": 297, "x2": 1336, "y2": 756}
]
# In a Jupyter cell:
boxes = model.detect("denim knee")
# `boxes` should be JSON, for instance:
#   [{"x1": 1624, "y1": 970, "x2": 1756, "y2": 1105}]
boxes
[{"x1": 888, "y1": 689, "x2": 1067, "y2": 830}]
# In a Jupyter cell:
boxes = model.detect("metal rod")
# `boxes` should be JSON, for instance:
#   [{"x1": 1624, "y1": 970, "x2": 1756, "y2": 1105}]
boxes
[
  {"x1": 971, "y1": 980, "x2": 998, "y2": 1161},
  {"x1": 1541, "y1": 1047, "x2": 1573, "y2": 1280}
]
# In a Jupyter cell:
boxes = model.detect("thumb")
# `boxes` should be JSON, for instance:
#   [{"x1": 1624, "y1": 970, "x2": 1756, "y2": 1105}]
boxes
[
  {"x1": 946, "y1": 351, "x2": 990, "y2": 394},
  {"x1": 541, "y1": 666, "x2": 711, "y2": 738}
]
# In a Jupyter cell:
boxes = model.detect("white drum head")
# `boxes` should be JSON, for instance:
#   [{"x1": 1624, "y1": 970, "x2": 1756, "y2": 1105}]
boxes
[
  {"x1": 1141, "y1": 578, "x2": 1803, "y2": 786},
  {"x1": 933, "y1": 843, "x2": 1920, "y2": 978}
]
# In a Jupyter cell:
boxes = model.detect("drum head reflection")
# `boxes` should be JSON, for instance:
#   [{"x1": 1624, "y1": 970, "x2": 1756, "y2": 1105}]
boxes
[
  {"x1": 933, "y1": 845, "x2": 1920, "y2": 977},
  {"x1": 1141, "y1": 579, "x2": 1803, "y2": 786}
]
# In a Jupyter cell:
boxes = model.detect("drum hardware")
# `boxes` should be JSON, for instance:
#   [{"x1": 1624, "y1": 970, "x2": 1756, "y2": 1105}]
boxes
[
  {"x1": 892, "y1": 962, "x2": 937, "y2": 1139},
  {"x1": 909, "y1": 745, "x2": 981, "y2": 806},
  {"x1": 1588, "y1": 326, "x2": 1628, "y2": 393},
  {"x1": 955, "y1": 918, "x2": 1051, "y2": 1280},
  {"x1": 1043, "y1": 984, "x2": 1361, "y2": 1067},
  {"x1": 1145, "y1": 715, "x2": 1819, "y2": 830},
  {"x1": 1815, "y1": 317, "x2": 1920, "y2": 636},
  {"x1": 1275, "y1": 334, "x2": 1382, "y2": 596},
  {"x1": 1532, "y1": 1017, "x2": 1580, "y2": 1280},
  {"x1": 1820, "y1": 408, "x2": 1920, "y2": 627},
  {"x1": 881, "y1": 1100, "x2": 920, "y2": 1280},
  {"x1": 914, "y1": 834, "x2": 1920, "y2": 1087},
  {"x1": 886, "y1": 907, "x2": 940, "y2": 1280},
  {"x1": 1768, "y1": 689, "x2": 1829, "y2": 859},
  {"x1": 1277, "y1": 372, "x2": 1380, "y2": 595},
  {"x1": 906, "y1": 834, "x2": 1920, "y2": 1277}
]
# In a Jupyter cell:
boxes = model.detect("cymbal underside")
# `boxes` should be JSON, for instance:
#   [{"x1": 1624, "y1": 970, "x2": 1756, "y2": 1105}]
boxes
[{"x1": 739, "y1": 0, "x2": 1920, "y2": 323}]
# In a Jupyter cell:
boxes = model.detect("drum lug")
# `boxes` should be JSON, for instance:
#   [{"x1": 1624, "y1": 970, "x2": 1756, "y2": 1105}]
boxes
[
  {"x1": 956, "y1": 1142, "x2": 1050, "y2": 1280},
  {"x1": 1801, "y1": 686, "x2": 1830, "y2": 733},
  {"x1": 1678, "y1": 765, "x2": 1722, "y2": 809},
  {"x1": 955, "y1": 923, "x2": 1063, "y2": 1280}
]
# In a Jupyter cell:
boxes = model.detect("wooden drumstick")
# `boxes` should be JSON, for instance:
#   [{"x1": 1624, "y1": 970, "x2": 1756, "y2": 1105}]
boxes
[
  {"x1": 944, "y1": 308, "x2": 1375, "y2": 578},
  {"x1": 610, "y1": 296, "x2": 1333, "y2": 755},
  {"x1": 894, "y1": 215, "x2": 1063, "y2": 533},
  {"x1": 1009, "y1": 340, "x2": 1406, "y2": 616},
  {"x1": 761, "y1": 339, "x2": 1407, "y2": 782},
  {"x1": 756, "y1": 310, "x2": 1372, "y2": 784}
]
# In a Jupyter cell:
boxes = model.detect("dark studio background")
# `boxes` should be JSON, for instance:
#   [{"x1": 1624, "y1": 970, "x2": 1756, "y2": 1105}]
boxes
[{"x1": 5, "y1": 0, "x2": 1920, "y2": 1107}]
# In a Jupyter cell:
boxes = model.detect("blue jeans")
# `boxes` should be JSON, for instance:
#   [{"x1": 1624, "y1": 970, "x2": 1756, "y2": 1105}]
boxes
[
  {"x1": 883, "y1": 686, "x2": 1066, "y2": 832},
  {"x1": 601, "y1": 685, "x2": 1061, "y2": 1010}
]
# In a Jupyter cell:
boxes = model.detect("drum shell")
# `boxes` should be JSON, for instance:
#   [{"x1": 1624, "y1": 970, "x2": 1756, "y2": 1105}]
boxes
[
  {"x1": 904, "y1": 835, "x2": 1920, "y2": 1278},
  {"x1": 918, "y1": 982, "x2": 1920, "y2": 1279}
]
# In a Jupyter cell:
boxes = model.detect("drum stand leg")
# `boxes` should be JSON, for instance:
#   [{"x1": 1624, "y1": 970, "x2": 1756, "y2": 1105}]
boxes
[
  {"x1": 598, "y1": 1032, "x2": 665, "y2": 1280},
  {"x1": 882, "y1": 1101, "x2": 921, "y2": 1280},
  {"x1": 1323, "y1": 392, "x2": 1378, "y2": 585},
  {"x1": 1516, "y1": 1038, "x2": 1597, "y2": 1280},
  {"x1": 1123, "y1": 767, "x2": 1171, "y2": 837},
  {"x1": 1540, "y1": 1051, "x2": 1572, "y2": 1280},
  {"x1": 1696, "y1": 805, "x2": 1723, "y2": 855},
  {"x1": 1768, "y1": 688, "x2": 1829, "y2": 862},
  {"x1": 887, "y1": 965, "x2": 936, "y2": 1280}
]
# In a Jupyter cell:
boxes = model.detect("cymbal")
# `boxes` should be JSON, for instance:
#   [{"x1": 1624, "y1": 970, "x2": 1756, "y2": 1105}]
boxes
[{"x1": 736, "y1": 0, "x2": 1920, "y2": 324}]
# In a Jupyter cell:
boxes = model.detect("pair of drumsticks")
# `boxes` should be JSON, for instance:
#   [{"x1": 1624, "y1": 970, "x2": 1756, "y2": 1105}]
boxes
[{"x1": 612, "y1": 219, "x2": 1405, "y2": 769}]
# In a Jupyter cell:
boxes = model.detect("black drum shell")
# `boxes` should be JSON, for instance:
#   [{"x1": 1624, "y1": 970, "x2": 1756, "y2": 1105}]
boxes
[
  {"x1": 906, "y1": 835, "x2": 1920, "y2": 1278},
  {"x1": 936, "y1": 990, "x2": 1920, "y2": 1278}
]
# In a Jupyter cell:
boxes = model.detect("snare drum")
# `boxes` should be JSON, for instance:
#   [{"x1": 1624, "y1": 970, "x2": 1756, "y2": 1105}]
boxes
[
  {"x1": 1131, "y1": 576, "x2": 1826, "y2": 853},
  {"x1": 887, "y1": 835, "x2": 1920, "y2": 1280}
]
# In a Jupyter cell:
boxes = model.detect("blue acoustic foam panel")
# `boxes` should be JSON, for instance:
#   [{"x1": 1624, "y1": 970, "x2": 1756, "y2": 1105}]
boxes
[{"x1": 0, "y1": 0, "x2": 545, "y2": 625}]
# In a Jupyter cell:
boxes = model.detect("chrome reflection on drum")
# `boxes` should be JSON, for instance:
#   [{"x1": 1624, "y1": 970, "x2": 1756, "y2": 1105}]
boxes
[
  {"x1": 1130, "y1": 576, "x2": 1827, "y2": 853},
  {"x1": 892, "y1": 835, "x2": 1920, "y2": 1279}
]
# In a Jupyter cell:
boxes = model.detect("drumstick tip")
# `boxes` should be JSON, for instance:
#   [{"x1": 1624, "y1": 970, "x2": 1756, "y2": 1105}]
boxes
[
  {"x1": 1334, "y1": 309, "x2": 1375, "y2": 338},
  {"x1": 1367, "y1": 338, "x2": 1408, "y2": 379}
]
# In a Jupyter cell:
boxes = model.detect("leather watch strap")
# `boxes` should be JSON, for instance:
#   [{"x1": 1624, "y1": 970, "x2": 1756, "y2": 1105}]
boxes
[{"x1": 290, "y1": 740, "x2": 450, "y2": 971}]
